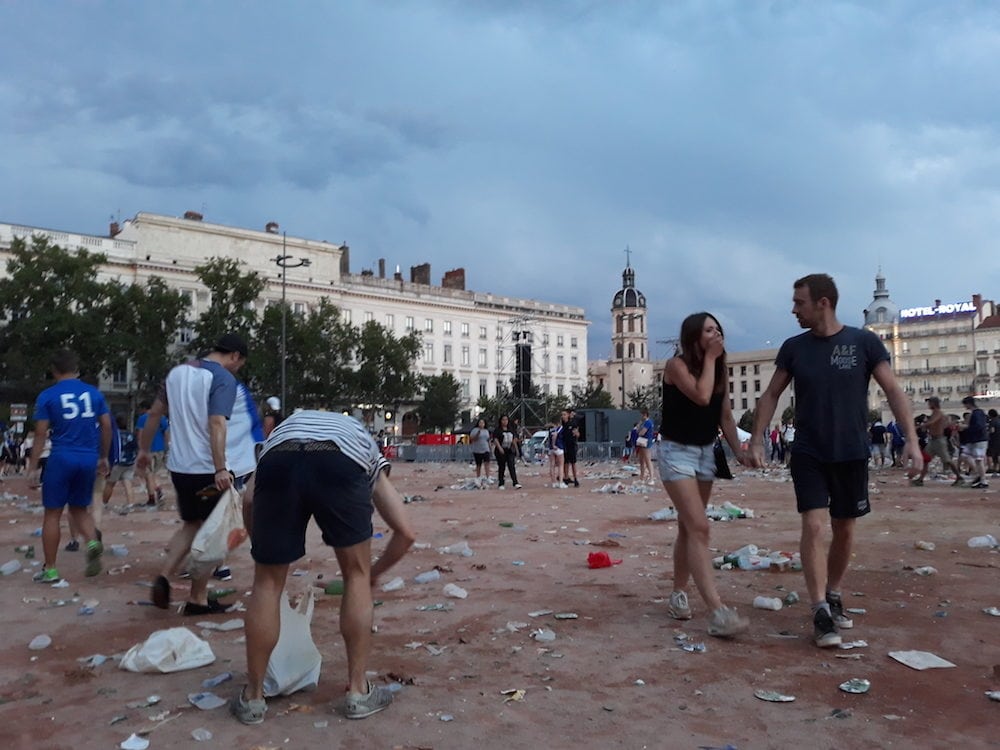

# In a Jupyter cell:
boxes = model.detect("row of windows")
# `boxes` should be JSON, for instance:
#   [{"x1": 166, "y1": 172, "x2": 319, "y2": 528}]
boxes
[
  {"x1": 729, "y1": 364, "x2": 761, "y2": 376},
  {"x1": 347, "y1": 311, "x2": 578, "y2": 348},
  {"x1": 729, "y1": 380, "x2": 762, "y2": 394},
  {"x1": 422, "y1": 344, "x2": 579, "y2": 374}
]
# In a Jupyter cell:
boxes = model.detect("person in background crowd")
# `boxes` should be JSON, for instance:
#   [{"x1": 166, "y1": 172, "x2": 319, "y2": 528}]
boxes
[
  {"x1": 492, "y1": 414, "x2": 522, "y2": 490},
  {"x1": 136, "y1": 401, "x2": 169, "y2": 508},
  {"x1": 958, "y1": 395, "x2": 989, "y2": 489},
  {"x1": 987, "y1": 408, "x2": 1000, "y2": 476},
  {"x1": 262, "y1": 396, "x2": 283, "y2": 438},
  {"x1": 469, "y1": 418, "x2": 492, "y2": 489}
]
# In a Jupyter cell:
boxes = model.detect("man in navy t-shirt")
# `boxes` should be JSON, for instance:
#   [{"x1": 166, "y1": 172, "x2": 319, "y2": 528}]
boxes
[
  {"x1": 26, "y1": 349, "x2": 111, "y2": 583},
  {"x1": 749, "y1": 274, "x2": 922, "y2": 649}
]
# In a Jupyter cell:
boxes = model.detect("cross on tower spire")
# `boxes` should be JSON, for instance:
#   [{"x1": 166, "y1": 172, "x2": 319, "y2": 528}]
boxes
[{"x1": 624, "y1": 245, "x2": 632, "y2": 267}]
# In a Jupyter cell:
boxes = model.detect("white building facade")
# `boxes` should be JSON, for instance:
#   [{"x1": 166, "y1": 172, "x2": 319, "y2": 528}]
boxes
[{"x1": 0, "y1": 212, "x2": 590, "y2": 428}]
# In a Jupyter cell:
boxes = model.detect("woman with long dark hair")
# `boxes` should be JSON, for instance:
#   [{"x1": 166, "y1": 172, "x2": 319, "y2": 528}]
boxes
[{"x1": 659, "y1": 312, "x2": 749, "y2": 638}]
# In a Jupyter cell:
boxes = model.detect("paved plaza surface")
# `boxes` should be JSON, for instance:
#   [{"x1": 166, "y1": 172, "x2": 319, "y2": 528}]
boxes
[{"x1": 1, "y1": 459, "x2": 997, "y2": 749}]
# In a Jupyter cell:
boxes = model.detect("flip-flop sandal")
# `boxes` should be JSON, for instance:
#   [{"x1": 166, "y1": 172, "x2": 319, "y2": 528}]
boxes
[
  {"x1": 182, "y1": 599, "x2": 227, "y2": 616},
  {"x1": 152, "y1": 575, "x2": 171, "y2": 609}
]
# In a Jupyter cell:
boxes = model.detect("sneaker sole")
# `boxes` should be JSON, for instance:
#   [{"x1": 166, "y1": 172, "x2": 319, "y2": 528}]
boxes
[
  {"x1": 814, "y1": 633, "x2": 842, "y2": 648},
  {"x1": 344, "y1": 703, "x2": 391, "y2": 720},
  {"x1": 667, "y1": 608, "x2": 693, "y2": 621},
  {"x1": 834, "y1": 617, "x2": 854, "y2": 629}
]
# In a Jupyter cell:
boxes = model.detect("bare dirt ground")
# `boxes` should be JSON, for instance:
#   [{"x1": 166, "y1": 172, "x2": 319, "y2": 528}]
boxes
[{"x1": 1, "y1": 458, "x2": 998, "y2": 750}]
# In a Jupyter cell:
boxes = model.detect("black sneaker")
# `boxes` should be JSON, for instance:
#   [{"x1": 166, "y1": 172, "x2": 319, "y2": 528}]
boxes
[
  {"x1": 64, "y1": 539, "x2": 80, "y2": 552},
  {"x1": 573, "y1": 480, "x2": 580, "y2": 487},
  {"x1": 213, "y1": 566, "x2": 233, "y2": 581},
  {"x1": 813, "y1": 608, "x2": 841, "y2": 648},
  {"x1": 826, "y1": 593, "x2": 853, "y2": 629},
  {"x1": 970, "y1": 480, "x2": 989, "y2": 489}
]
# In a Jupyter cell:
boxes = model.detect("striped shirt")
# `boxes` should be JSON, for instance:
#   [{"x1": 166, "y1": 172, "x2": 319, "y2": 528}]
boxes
[{"x1": 260, "y1": 411, "x2": 389, "y2": 488}]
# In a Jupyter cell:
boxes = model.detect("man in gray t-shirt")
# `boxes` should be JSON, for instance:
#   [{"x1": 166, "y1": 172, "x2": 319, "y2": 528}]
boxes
[{"x1": 750, "y1": 274, "x2": 921, "y2": 650}]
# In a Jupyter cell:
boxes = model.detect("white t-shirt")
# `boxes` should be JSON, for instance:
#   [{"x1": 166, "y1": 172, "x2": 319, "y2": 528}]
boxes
[{"x1": 163, "y1": 359, "x2": 237, "y2": 475}]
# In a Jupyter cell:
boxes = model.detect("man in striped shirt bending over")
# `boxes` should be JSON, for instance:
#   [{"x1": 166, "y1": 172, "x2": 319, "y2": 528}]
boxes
[{"x1": 230, "y1": 410, "x2": 416, "y2": 725}]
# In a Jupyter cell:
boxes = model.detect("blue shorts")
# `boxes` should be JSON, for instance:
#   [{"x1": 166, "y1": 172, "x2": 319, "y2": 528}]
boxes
[
  {"x1": 41, "y1": 452, "x2": 97, "y2": 509},
  {"x1": 658, "y1": 440, "x2": 716, "y2": 482}
]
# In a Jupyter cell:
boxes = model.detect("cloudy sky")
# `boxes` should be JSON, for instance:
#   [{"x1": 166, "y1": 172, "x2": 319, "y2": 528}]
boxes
[{"x1": 3, "y1": 1, "x2": 999, "y2": 360}]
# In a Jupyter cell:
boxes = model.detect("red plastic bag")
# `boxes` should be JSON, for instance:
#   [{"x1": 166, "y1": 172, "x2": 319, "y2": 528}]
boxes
[{"x1": 587, "y1": 551, "x2": 622, "y2": 569}]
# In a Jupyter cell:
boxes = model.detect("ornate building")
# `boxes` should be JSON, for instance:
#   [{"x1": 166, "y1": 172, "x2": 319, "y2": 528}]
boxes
[
  {"x1": 608, "y1": 259, "x2": 654, "y2": 408},
  {"x1": 863, "y1": 272, "x2": 1000, "y2": 413}
]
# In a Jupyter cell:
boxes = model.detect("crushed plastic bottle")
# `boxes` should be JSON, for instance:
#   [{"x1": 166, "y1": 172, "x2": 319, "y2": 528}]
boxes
[
  {"x1": 443, "y1": 583, "x2": 468, "y2": 599},
  {"x1": 437, "y1": 541, "x2": 474, "y2": 557},
  {"x1": 967, "y1": 534, "x2": 998, "y2": 549},
  {"x1": 737, "y1": 555, "x2": 771, "y2": 571},
  {"x1": 414, "y1": 569, "x2": 441, "y2": 584},
  {"x1": 191, "y1": 728, "x2": 213, "y2": 741},
  {"x1": 28, "y1": 634, "x2": 51, "y2": 650},
  {"x1": 1, "y1": 559, "x2": 22, "y2": 576},
  {"x1": 753, "y1": 596, "x2": 783, "y2": 611},
  {"x1": 381, "y1": 576, "x2": 405, "y2": 592}
]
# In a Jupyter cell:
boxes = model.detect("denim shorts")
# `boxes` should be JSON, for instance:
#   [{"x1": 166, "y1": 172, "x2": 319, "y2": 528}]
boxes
[{"x1": 658, "y1": 440, "x2": 716, "y2": 482}]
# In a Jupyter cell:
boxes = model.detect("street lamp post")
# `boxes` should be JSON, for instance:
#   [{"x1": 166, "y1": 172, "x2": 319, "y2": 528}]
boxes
[{"x1": 273, "y1": 232, "x2": 311, "y2": 413}]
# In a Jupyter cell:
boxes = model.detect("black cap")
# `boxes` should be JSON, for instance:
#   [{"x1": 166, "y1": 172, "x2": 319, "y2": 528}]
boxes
[
  {"x1": 214, "y1": 332, "x2": 248, "y2": 357},
  {"x1": 962, "y1": 395, "x2": 976, "y2": 406}
]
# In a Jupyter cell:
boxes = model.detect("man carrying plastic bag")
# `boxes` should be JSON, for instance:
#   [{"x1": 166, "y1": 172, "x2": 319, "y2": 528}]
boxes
[{"x1": 230, "y1": 410, "x2": 416, "y2": 725}]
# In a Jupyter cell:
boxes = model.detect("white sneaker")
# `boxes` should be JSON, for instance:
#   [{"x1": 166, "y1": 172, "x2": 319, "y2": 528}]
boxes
[
  {"x1": 558, "y1": 482, "x2": 568, "y2": 489},
  {"x1": 667, "y1": 590, "x2": 692, "y2": 620},
  {"x1": 513, "y1": 483, "x2": 522, "y2": 489},
  {"x1": 498, "y1": 485, "x2": 506, "y2": 491}
]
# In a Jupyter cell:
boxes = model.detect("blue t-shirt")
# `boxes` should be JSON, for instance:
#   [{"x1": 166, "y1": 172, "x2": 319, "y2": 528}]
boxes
[
  {"x1": 33, "y1": 379, "x2": 109, "y2": 455},
  {"x1": 136, "y1": 413, "x2": 169, "y2": 452},
  {"x1": 776, "y1": 326, "x2": 889, "y2": 462}
]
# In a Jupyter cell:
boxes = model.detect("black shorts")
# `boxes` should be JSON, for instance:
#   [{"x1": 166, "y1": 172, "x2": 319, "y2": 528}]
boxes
[
  {"x1": 171, "y1": 471, "x2": 222, "y2": 522},
  {"x1": 473, "y1": 451, "x2": 489, "y2": 467},
  {"x1": 251, "y1": 442, "x2": 374, "y2": 565},
  {"x1": 564, "y1": 445, "x2": 577, "y2": 464},
  {"x1": 790, "y1": 452, "x2": 870, "y2": 519}
]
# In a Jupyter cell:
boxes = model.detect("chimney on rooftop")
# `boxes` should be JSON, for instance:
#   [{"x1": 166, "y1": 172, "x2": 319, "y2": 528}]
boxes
[
  {"x1": 183, "y1": 210, "x2": 204, "y2": 221},
  {"x1": 378, "y1": 258, "x2": 386, "y2": 279},
  {"x1": 109, "y1": 222, "x2": 121, "y2": 238},
  {"x1": 442, "y1": 268, "x2": 466, "y2": 290},
  {"x1": 393, "y1": 264, "x2": 403, "y2": 282},
  {"x1": 410, "y1": 263, "x2": 431, "y2": 285},
  {"x1": 265, "y1": 221, "x2": 279, "y2": 234}
]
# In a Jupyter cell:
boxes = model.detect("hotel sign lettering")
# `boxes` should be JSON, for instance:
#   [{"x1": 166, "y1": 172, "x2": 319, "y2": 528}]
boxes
[{"x1": 899, "y1": 301, "x2": 975, "y2": 319}]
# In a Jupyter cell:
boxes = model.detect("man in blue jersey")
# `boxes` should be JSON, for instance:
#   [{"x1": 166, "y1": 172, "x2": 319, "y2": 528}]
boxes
[
  {"x1": 229, "y1": 410, "x2": 416, "y2": 725},
  {"x1": 136, "y1": 401, "x2": 169, "y2": 507},
  {"x1": 26, "y1": 349, "x2": 111, "y2": 582},
  {"x1": 750, "y1": 274, "x2": 922, "y2": 648},
  {"x1": 137, "y1": 332, "x2": 247, "y2": 616}
]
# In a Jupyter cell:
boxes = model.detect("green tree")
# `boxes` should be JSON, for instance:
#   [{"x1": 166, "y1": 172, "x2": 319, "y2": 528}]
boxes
[
  {"x1": 106, "y1": 277, "x2": 190, "y2": 400},
  {"x1": 418, "y1": 372, "x2": 462, "y2": 431},
  {"x1": 543, "y1": 393, "x2": 572, "y2": 423},
  {"x1": 0, "y1": 236, "x2": 118, "y2": 398},
  {"x1": 781, "y1": 405, "x2": 795, "y2": 425},
  {"x1": 190, "y1": 257, "x2": 265, "y2": 357},
  {"x1": 572, "y1": 379, "x2": 615, "y2": 409},
  {"x1": 738, "y1": 409, "x2": 756, "y2": 433},
  {"x1": 349, "y1": 321, "x2": 422, "y2": 424},
  {"x1": 626, "y1": 383, "x2": 660, "y2": 413},
  {"x1": 254, "y1": 299, "x2": 357, "y2": 410}
]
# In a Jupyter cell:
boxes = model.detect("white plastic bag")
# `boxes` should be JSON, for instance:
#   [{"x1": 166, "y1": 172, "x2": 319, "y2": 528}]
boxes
[
  {"x1": 119, "y1": 627, "x2": 215, "y2": 673},
  {"x1": 263, "y1": 590, "x2": 322, "y2": 697},
  {"x1": 189, "y1": 487, "x2": 246, "y2": 576}
]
